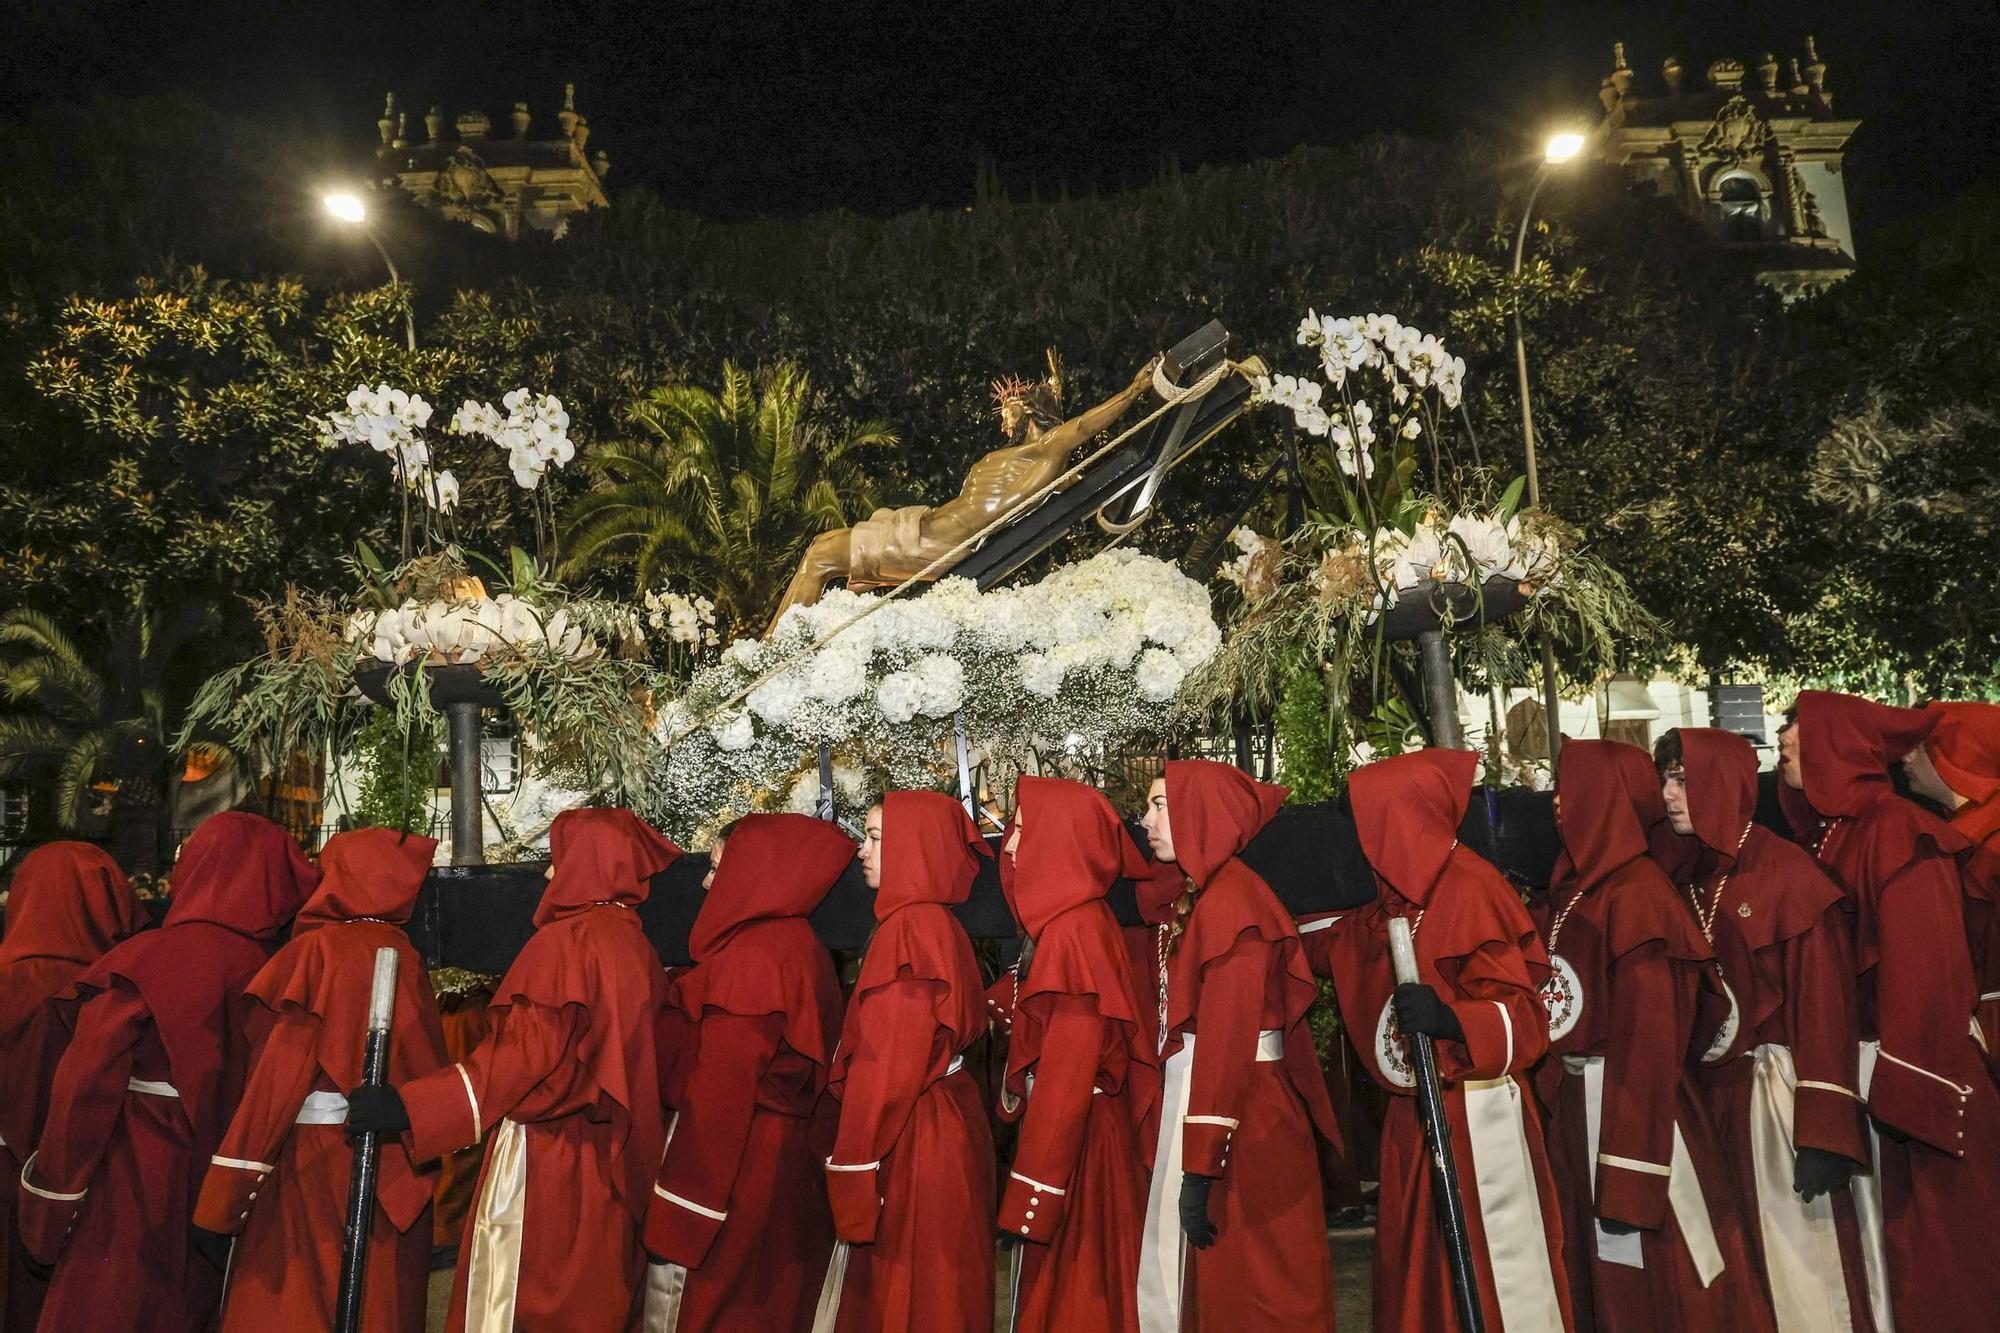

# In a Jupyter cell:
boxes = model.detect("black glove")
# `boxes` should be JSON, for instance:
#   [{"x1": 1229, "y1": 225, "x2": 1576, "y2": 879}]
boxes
[
  {"x1": 23, "y1": 1254, "x2": 54, "y2": 1283},
  {"x1": 1393, "y1": 983, "x2": 1464, "y2": 1042},
  {"x1": 190, "y1": 1223, "x2": 233, "y2": 1272},
  {"x1": 995, "y1": 1229, "x2": 1020, "y2": 1250},
  {"x1": 645, "y1": 1250, "x2": 671, "y2": 1267},
  {"x1": 1597, "y1": 1218, "x2": 1643, "y2": 1236},
  {"x1": 1179, "y1": 1172, "x2": 1218, "y2": 1250},
  {"x1": 1794, "y1": 1146, "x2": 1856, "y2": 1201},
  {"x1": 344, "y1": 1084, "x2": 410, "y2": 1138}
]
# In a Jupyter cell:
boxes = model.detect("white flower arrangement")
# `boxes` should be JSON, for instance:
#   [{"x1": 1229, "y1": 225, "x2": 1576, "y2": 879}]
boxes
[
  {"x1": 320, "y1": 383, "x2": 577, "y2": 513},
  {"x1": 642, "y1": 588, "x2": 720, "y2": 647},
  {"x1": 451, "y1": 390, "x2": 577, "y2": 492},
  {"x1": 645, "y1": 550, "x2": 1219, "y2": 838},
  {"x1": 351, "y1": 593, "x2": 596, "y2": 667},
  {"x1": 1250, "y1": 311, "x2": 1464, "y2": 484}
]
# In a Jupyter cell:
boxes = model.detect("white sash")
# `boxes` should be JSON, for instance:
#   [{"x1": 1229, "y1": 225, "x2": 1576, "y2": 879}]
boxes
[
  {"x1": 1744, "y1": 1044, "x2": 1856, "y2": 1331},
  {"x1": 1464, "y1": 1075, "x2": 1566, "y2": 1331},
  {"x1": 1573, "y1": 1055, "x2": 1723, "y2": 1284},
  {"x1": 1850, "y1": 1042, "x2": 1898, "y2": 1333},
  {"x1": 294, "y1": 1090, "x2": 350, "y2": 1125},
  {"x1": 1136, "y1": 1036, "x2": 1195, "y2": 1333},
  {"x1": 461, "y1": 1117, "x2": 529, "y2": 1332}
]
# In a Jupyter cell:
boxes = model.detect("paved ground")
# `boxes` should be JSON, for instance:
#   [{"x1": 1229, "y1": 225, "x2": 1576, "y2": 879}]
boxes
[{"x1": 427, "y1": 1226, "x2": 1377, "y2": 1330}]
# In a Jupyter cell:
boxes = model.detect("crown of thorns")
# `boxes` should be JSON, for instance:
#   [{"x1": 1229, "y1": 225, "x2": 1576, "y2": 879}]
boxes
[{"x1": 990, "y1": 374, "x2": 1060, "y2": 419}]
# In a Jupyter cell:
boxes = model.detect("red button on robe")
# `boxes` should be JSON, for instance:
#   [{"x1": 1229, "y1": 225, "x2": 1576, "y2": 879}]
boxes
[
  {"x1": 1925, "y1": 701, "x2": 2000, "y2": 1070},
  {"x1": 1651, "y1": 728, "x2": 1875, "y2": 1331},
  {"x1": 1779, "y1": 691, "x2": 2000, "y2": 1331},
  {"x1": 0, "y1": 842, "x2": 139, "y2": 1333},
  {"x1": 194, "y1": 829, "x2": 450, "y2": 1332},
  {"x1": 399, "y1": 808, "x2": 680, "y2": 1333},
  {"x1": 649, "y1": 813, "x2": 851, "y2": 1333},
  {"x1": 1322, "y1": 749, "x2": 1573, "y2": 1333},
  {"x1": 1541, "y1": 741, "x2": 1774, "y2": 1333},
  {"x1": 1141, "y1": 759, "x2": 1337, "y2": 1333},
  {"x1": 823, "y1": 792, "x2": 996, "y2": 1333},
  {"x1": 997, "y1": 777, "x2": 1159, "y2": 1333},
  {"x1": 16, "y1": 813, "x2": 317, "y2": 1333}
]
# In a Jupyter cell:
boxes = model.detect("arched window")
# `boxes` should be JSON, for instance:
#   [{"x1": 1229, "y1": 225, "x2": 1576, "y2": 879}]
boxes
[{"x1": 1715, "y1": 174, "x2": 1766, "y2": 242}]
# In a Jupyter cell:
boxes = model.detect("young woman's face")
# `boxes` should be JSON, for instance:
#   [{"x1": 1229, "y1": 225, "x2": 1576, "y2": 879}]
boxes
[
  {"x1": 1003, "y1": 811, "x2": 1023, "y2": 865},
  {"x1": 858, "y1": 806, "x2": 885, "y2": 889},
  {"x1": 703, "y1": 835, "x2": 725, "y2": 892},
  {"x1": 1140, "y1": 777, "x2": 1175, "y2": 862}
]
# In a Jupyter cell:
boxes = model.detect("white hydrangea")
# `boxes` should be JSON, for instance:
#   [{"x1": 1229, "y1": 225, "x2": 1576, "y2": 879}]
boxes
[
  {"x1": 1019, "y1": 651, "x2": 1063, "y2": 699},
  {"x1": 1135, "y1": 647, "x2": 1188, "y2": 702},
  {"x1": 876, "y1": 670, "x2": 924, "y2": 724},
  {"x1": 711, "y1": 711, "x2": 754, "y2": 752}
]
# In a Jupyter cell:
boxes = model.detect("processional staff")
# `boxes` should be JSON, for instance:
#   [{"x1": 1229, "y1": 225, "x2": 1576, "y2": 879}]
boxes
[
  {"x1": 335, "y1": 947, "x2": 400, "y2": 1333},
  {"x1": 1388, "y1": 917, "x2": 1486, "y2": 1333}
]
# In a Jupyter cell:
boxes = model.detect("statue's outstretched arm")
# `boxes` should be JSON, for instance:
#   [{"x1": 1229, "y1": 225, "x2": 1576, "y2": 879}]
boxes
[{"x1": 1036, "y1": 359, "x2": 1158, "y2": 459}]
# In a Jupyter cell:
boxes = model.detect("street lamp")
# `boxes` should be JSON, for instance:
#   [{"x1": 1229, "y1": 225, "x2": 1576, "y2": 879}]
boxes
[
  {"x1": 1511, "y1": 131, "x2": 1586, "y2": 765},
  {"x1": 322, "y1": 192, "x2": 416, "y2": 354}
]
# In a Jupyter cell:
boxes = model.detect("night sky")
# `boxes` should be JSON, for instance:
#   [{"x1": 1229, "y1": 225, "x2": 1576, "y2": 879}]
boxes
[{"x1": 5, "y1": 0, "x2": 1995, "y2": 228}]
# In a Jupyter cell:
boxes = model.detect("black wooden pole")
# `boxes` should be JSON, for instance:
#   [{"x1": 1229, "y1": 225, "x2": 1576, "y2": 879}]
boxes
[{"x1": 335, "y1": 948, "x2": 400, "y2": 1333}]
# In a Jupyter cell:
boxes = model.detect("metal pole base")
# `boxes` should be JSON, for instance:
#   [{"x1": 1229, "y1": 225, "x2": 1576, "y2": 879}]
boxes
[
  {"x1": 446, "y1": 700, "x2": 484, "y2": 866},
  {"x1": 1418, "y1": 629, "x2": 1466, "y2": 751}
]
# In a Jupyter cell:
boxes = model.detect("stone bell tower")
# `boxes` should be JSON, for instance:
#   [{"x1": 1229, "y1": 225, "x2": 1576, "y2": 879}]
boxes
[
  {"x1": 371, "y1": 82, "x2": 610, "y2": 239},
  {"x1": 1596, "y1": 38, "x2": 1860, "y2": 297}
]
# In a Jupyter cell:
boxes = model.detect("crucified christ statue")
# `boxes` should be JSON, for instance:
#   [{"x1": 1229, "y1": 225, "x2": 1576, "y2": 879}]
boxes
[{"x1": 770, "y1": 352, "x2": 1158, "y2": 629}]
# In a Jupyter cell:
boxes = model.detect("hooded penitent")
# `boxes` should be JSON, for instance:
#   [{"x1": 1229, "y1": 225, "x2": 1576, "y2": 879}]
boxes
[
  {"x1": 70, "y1": 813, "x2": 319, "y2": 1133},
  {"x1": 1000, "y1": 776, "x2": 1155, "y2": 1108},
  {"x1": 235, "y1": 829, "x2": 447, "y2": 1228},
  {"x1": 0, "y1": 842, "x2": 140, "y2": 1147},
  {"x1": 678, "y1": 812, "x2": 855, "y2": 1070},
  {"x1": 496, "y1": 807, "x2": 680, "y2": 1217},
  {"x1": 842, "y1": 791, "x2": 989, "y2": 1052}
]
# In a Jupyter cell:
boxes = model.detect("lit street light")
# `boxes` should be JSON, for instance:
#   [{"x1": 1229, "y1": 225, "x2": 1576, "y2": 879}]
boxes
[
  {"x1": 322, "y1": 191, "x2": 416, "y2": 354},
  {"x1": 1512, "y1": 131, "x2": 1587, "y2": 764}
]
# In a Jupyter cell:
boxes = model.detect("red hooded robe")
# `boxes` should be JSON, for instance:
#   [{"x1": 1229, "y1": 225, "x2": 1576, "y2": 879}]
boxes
[
  {"x1": 194, "y1": 828, "x2": 450, "y2": 1331},
  {"x1": 1541, "y1": 741, "x2": 1773, "y2": 1332},
  {"x1": 998, "y1": 776, "x2": 1158, "y2": 1333},
  {"x1": 16, "y1": 813, "x2": 318, "y2": 1333},
  {"x1": 1778, "y1": 691, "x2": 2000, "y2": 1331},
  {"x1": 399, "y1": 807, "x2": 680, "y2": 1333},
  {"x1": 1651, "y1": 727, "x2": 1875, "y2": 1332},
  {"x1": 1321, "y1": 749, "x2": 1572, "y2": 1333},
  {"x1": 0, "y1": 842, "x2": 138, "y2": 1333},
  {"x1": 823, "y1": 792, "x2": 996, "y2": 1333},
  {"x1": 648, "y1": 813, "x2": 851, "y2": 1333},
  {"x1": 1925, "y1": 701, "x2": 2000, "y2": 1065},
  {"x1": 1138, "y1": 759, "x2": 1337, "y2": 1333}
]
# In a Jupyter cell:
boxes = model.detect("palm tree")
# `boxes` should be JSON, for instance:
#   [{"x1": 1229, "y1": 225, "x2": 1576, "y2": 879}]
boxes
[
  {"x1": 0, "y1": 599, "x2": 214, "y2": 864},
  {"x1": 561, "y1": 362, "x2": 895, "y2": 632}
]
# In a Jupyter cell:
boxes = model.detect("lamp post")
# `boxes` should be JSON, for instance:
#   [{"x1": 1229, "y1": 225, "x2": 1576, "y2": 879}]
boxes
[
  {"x1": 323, "y1": 192, "x2": 417, "y2": 354},
  {"x1": 1511, "y1": 132, "x2": 1584, "y2": 767}
]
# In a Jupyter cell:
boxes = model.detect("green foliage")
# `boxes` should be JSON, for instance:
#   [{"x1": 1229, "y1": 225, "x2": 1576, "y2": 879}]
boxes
[
  {"x1": 347, "y1": 709, "x2": 439, "y2": 832},
  {"x1": 560, "y1": 362, "x2": 894, "y2": 633},
  {"x1": 1273, "y1": 657, "x2": 1341, "y2": 803},
  {"x1": 0, "y1": 596, "x2": 214, "y2": 845}
]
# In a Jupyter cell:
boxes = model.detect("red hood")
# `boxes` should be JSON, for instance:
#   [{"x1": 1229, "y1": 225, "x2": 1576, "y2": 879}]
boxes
[
  {"x1": 165, "y1": 812, "x2": 319, "y2": 940},
  {"x1": 1677, "y1": 727, "x2": 1759, "y2": 858},
  {"x1": 536, "y1": 808, "x2": 682, "y2": 928},
  {"x1": 876, "y1": 791, "x2": 990, "y2": 920},
  {"x1": 1784, "y1": 690, "x2": 1939, "y2": 826},
  {"x1": 1163, "y1": 759, "x2": 1287, "y2": 888},
  {"x1": 1555, "y1": 740, "x2": 1668, "y2": 891},
  {"x1": 0, "y1": 841, "x2": 139, "y2": 969},
  {"x1": 690, "y1": 813, "x2": 854, "y2": 960},
  {"x1": 1927, "y1": 701, "x2": 2000, "y2": 810},
  {"x1": 296, "y1": 829, "x2": 437, "y2": 930},
  {"x1": 1350, "y1": 749, "x2": 1476, "y2": 904},
  {"x1": 1001, "y1": 776, "x2": 1148, "y2": 938}
]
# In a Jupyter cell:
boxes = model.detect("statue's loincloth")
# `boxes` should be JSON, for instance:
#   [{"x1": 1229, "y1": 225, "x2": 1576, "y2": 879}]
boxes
[{"x1": 846, "y1": 504, "x2": 931, "y2": 588}]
